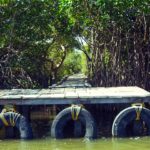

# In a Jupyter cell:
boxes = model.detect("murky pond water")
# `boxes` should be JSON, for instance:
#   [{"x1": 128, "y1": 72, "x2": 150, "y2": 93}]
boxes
[{"x1": 0, "y1": 137, "x2": 150, "y2": 150}]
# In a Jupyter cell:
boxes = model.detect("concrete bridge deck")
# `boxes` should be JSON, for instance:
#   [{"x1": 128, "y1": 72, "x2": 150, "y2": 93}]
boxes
[
  {"x1": 0, "y1": 74, "x2": 150, "y2": 105},
  {"x1": 0, "y1": 86, "x2": 149, "y2": 105}
]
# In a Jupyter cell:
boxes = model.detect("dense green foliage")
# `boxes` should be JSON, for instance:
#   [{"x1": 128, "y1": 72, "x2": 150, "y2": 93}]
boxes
[
  {"x1": 57, "y1": 51, "x2": 82, "y2": 80},
  {"x1": 0, "y1": 0, "x2": 82, "y2": 88},
  {"x1": 0, "y1": 0, "x2": 150, "y2": 90},
  {"x1": 60, "y1": 0, "x2": 150, "y2": 90}
]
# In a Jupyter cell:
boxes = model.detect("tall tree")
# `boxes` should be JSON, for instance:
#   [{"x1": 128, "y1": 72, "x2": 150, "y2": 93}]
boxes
[
  {"x1": 0, "y1": 0, "x2": 79, "y2": 88},
  {"x1": 60, "y1": 0, "x2": 150, "y2": 90}
]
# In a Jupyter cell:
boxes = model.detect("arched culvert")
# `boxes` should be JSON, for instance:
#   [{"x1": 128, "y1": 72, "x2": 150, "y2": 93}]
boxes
[
  {"x1": 112, "y1": 105, "x2": 150, "y2": 137},
  {"x1": 0, "y1": 112, "x2": 33, "y2": 139},
  {"x1": 51, "y1": 105, "x2": 97, "y2": 139}
]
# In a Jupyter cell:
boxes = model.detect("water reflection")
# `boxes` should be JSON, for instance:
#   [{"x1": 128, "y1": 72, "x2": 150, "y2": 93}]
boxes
[
  {"x1": 0, "y1": 137, "x2": 150, "y2": 150},
  {"x1": 19, "y1": 140, "x2": 31, "y2": 150},
  {"x1": 112, "y1": 137, "x2": 150, "y2": 150}
]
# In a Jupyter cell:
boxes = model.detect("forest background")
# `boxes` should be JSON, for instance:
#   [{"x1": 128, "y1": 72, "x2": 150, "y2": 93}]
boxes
[{"x1": 0, "y1": 0, "x2": 150, "y2": 90}]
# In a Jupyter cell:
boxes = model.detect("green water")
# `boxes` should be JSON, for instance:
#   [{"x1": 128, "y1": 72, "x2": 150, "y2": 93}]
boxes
[{"x1": 0, "y1": 137, "x2": 150, "y2": 150}]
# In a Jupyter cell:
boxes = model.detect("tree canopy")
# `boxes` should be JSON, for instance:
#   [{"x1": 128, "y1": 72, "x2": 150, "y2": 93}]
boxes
[{"x1": 0, "y1": 0, "x2": 150, "y2": 90}]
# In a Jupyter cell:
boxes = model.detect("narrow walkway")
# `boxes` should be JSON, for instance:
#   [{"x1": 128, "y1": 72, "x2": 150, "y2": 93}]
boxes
[{"x1": 53, "y1": 74, "x2": 91, "y2": 88}]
